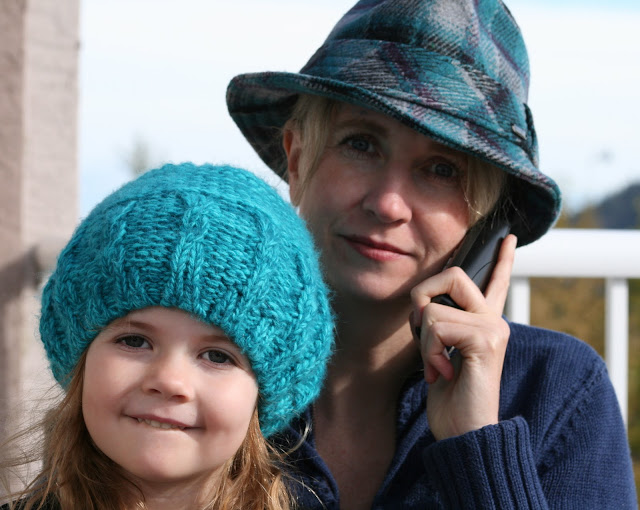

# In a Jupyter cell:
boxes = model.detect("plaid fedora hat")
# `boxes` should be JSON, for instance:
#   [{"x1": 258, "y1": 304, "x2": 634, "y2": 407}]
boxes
[{"x1": 226, "y1": 0, "x2": 562, "y2": 245}]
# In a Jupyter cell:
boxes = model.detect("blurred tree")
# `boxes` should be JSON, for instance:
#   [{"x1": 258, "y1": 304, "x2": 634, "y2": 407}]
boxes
[{"x1": 124, "y1": 136, "x2": 160, "y2": 178}]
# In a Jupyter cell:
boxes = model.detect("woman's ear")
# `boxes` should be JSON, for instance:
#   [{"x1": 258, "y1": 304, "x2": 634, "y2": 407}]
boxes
[{"x1": 283, "y1": 129, "x2": 302, "y2": 205}]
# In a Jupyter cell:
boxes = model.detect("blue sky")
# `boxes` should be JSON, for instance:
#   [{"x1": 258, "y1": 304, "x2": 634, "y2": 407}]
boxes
[{"x1": 79, "y1": 0, "x2": 640, "y2": 217}]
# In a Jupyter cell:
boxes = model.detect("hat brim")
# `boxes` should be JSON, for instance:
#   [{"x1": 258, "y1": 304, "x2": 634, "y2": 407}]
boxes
[{"x1": 227, "y1": 71, "x2": 561, "y2": 246}]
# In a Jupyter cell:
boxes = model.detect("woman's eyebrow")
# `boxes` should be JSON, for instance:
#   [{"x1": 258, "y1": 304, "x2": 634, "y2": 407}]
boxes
[
  {"x1": 332, "y1": 116, "x2": 390, "y2": 137},
  {"x1": 429, "y1": 140, "x2": 464, "y2": 156}
]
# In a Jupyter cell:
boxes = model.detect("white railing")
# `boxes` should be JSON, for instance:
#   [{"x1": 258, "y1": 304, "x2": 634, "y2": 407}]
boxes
[{"x1": 506, "y1": 229, "x2": 640, "y2": 426}]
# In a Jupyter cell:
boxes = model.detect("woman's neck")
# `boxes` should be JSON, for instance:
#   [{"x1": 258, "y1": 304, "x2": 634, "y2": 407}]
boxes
[{"x1": 317, "y1": 293, "x2": 422, "y2": 420}]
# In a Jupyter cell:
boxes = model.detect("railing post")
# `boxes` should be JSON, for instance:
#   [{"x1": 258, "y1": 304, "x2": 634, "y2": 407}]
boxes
[
  {"x1": 605, "y1": 278, "x2": 629, "y2": 427},
  {"x1": 507, "y1": 277, "x2": 530, "y2": 325}
]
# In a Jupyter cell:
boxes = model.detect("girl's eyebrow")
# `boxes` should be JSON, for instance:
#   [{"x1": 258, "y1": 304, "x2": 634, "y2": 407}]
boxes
[
  {"x1": 201, "y1": 333, "x2": 236, "y2": 344},
  {"x1": 105, "y1": 316, "x2": 232, "y2": 343},
  {"x1": 103, "y1": 317, "x2": 155, "y2": 333}
]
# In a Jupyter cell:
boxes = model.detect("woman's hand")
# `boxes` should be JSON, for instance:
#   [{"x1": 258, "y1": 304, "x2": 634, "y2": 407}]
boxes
[{"x1": 410, "y1": 234, "x2": 517, "y2": 440}]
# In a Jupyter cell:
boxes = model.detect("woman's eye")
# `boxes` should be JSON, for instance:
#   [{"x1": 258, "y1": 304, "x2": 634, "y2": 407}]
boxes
[
  {"x1": 117, "y1": 335, "x2": 149, "y2": 349},
  {"x1": 202, "y1": 350, "x2": 232, "y2": 365},
  {"x1": 347, "y1": 136, "x2": 372, "y2": 152},
  {"x1": 423, "y1": 160, "x2": 461, "y2": 182},
  {"x1": 338, "y1": 134, "x2": 377, "y2": 157},
  {"x1": 432, "y1": 161, "x2": 457, "y2": 178}
]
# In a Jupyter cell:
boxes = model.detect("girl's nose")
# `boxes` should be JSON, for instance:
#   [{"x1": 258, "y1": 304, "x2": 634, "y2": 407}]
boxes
[
  {"x1": 361, "y1": 166, "x2": 412, "y2": 224},
  {"x1": 141, "y1": 354, "x2": 195, "y2": 401}
]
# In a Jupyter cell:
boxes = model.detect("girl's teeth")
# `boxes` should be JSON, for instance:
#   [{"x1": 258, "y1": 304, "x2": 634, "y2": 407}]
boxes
[{"x1": 137, "y1": 418, "x2": 184, "y2": 430}]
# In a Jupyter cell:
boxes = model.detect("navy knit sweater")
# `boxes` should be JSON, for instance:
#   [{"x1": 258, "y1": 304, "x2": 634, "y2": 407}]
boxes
[{"x1": 280, "y1": 322, "x2": 637, "y2": 509}]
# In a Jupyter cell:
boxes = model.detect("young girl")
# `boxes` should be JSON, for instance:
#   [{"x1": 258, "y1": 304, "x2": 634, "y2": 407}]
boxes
[{"x1": 0, "y1": 163, "x2": 334, "y2": 510}]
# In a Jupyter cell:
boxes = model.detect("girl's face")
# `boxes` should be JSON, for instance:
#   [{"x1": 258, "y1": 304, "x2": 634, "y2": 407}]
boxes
[
  {"x1": 82, "y1": 307, "x2": 258, "y2": 491},
  {"x1": 287, "y1": 103, "x2": 470, "y2": 303}
]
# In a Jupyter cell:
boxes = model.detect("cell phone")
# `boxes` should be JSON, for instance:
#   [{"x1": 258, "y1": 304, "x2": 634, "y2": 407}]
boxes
[{"x1": 432, "y1": 213, "x2": 511, "y2": 310}]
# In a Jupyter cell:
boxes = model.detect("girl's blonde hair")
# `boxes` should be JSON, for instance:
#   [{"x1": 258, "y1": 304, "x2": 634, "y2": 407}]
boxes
[
  {"x1": 1, "y1": 353, "x2": 293, "y2": 510},
  {"x1": 283, "y1": 95, "x2": 506, "y2": 226}
]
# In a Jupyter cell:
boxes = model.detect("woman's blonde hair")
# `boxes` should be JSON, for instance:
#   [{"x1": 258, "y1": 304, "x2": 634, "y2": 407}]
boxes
[
  {"x1": 283, "y1": 95, "x2": 506, "y2": 226},
  {"x1": 1, "y1": 353, "x2": 293, "y2": 510}
]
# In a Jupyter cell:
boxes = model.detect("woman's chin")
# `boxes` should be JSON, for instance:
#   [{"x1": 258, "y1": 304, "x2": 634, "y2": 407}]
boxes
[{"x1": 328, "y1": 272, "x2": 417, "y2": 305}]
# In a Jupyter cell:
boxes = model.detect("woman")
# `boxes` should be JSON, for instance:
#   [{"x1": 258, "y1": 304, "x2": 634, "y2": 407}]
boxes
[{"x1": 227, "y1": 0, "x2": 636, "y2": 508}]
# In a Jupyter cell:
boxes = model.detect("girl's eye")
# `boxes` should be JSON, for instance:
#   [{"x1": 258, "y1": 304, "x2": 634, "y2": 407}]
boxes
[
  {"x1": 117, "y1": 335, "x2": 149, "y2": 349},
  {"x1": 202, "y1": 350, "x2": 232, "y2": 365}
]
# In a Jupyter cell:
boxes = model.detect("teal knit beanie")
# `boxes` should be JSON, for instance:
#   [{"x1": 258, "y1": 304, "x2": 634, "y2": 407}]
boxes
[{"x1": 39, "y1": 162, "x2": 334, "y2": 438}]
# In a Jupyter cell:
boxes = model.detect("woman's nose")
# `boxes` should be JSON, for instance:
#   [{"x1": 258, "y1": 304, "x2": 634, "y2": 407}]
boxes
[
  {"x1": 141, "y1": 354, "x2": 195, "y2": 401},
  {"x1": 361, "y1": 167, "x2": 412, "y2": 224}
]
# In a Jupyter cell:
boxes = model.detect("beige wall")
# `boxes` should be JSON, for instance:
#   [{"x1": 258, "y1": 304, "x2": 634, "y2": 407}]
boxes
[{"x1": 0, "y1": 0, "x2": 79, "y2": 440}]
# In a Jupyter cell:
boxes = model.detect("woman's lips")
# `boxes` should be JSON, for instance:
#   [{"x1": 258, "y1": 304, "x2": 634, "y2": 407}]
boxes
[{"x1": 343, "y1": 235, "x2": 410, "y2": 261}]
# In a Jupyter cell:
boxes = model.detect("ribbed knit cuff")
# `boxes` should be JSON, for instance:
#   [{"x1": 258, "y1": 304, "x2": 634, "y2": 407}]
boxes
[{"x1": 423, "y1": 417, "x2": 548, "y2": 509}]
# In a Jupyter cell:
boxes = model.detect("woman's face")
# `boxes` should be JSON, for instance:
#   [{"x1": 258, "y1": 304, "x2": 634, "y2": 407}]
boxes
[{"x1": 287, "y1": 103, "x2": 470, "y2": 303}]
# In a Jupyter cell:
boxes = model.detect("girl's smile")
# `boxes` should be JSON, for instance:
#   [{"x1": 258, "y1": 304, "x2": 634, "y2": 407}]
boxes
[{"x1": 129, "y1": 415, "x2": 193, "y2": 430}]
